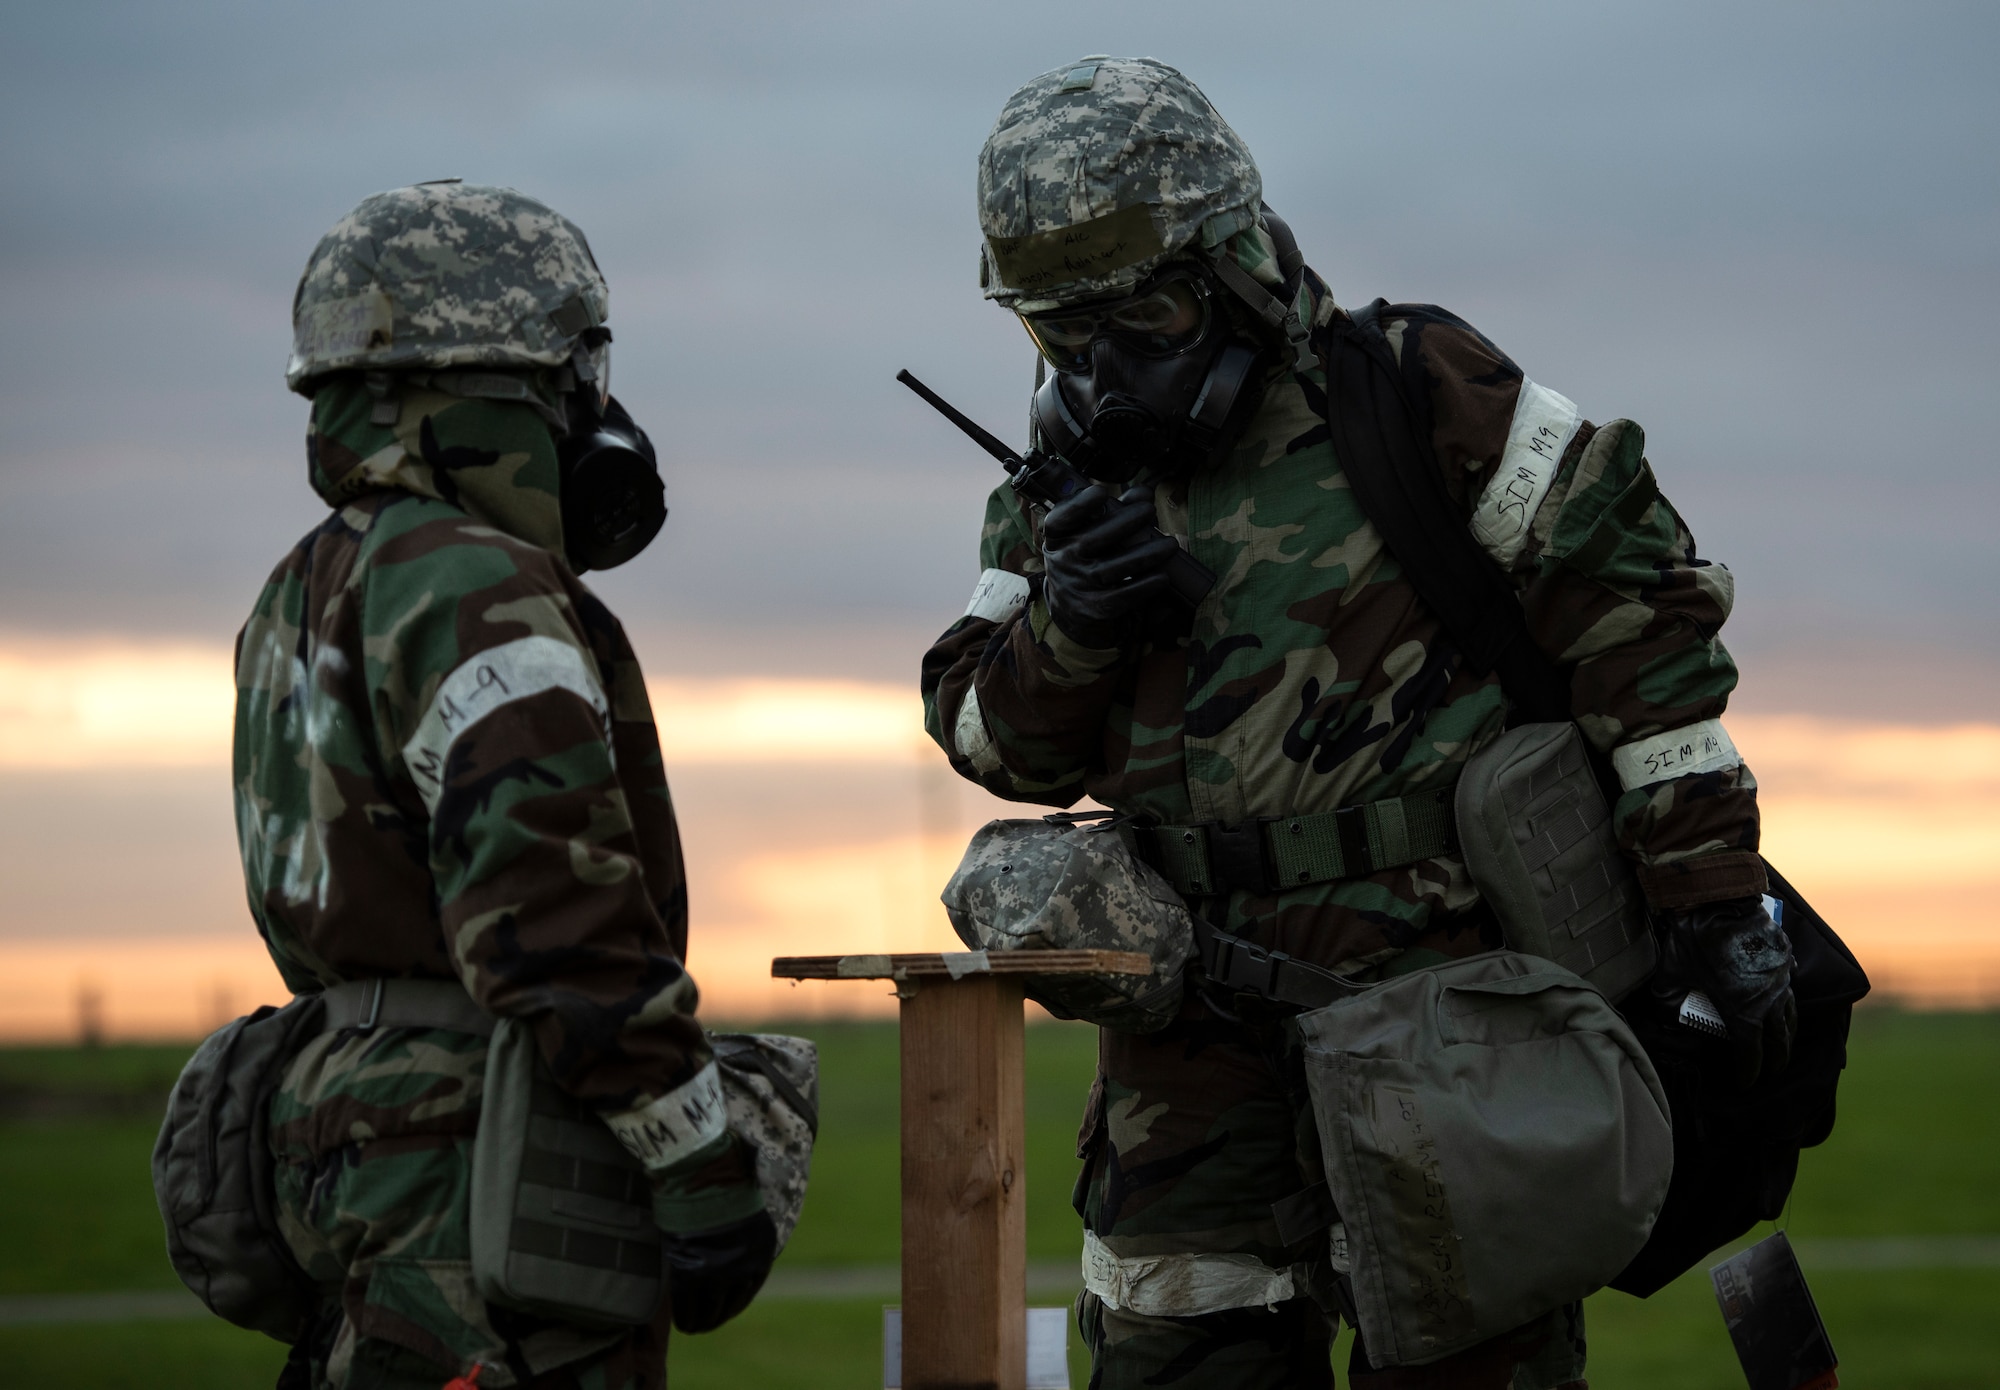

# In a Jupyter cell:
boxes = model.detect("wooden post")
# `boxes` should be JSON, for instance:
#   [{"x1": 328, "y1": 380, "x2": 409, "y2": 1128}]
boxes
[
  {"x1": 773, "y1": 950, "x2": 1148, "y2": 1390},
  {"x1": 900, "y1": 973, "x2": 1025, "y2": 1389}
]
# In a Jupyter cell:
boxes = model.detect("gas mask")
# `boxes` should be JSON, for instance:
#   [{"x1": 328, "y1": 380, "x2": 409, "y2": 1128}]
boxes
[
  {"x1": 1021, "y1": 208, "x2": 1316, "y2": 484},
  {"x1": 1023, "y1": 268, "x2": 1262, "y2": 483},
  {"x1": 557, "y1": 328, "x2": 667, "y2": 572}
]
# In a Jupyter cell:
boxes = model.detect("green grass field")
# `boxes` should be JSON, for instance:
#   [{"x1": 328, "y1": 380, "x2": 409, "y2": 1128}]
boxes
[{"x1": 0, "y1": 1008, "x2": 1992, "y2": 1388}]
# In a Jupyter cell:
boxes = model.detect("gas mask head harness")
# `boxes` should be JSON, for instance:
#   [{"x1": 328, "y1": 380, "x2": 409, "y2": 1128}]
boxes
[
  {"x1": 354, "y1": 327, "x2": 667, "y2": 574},
  {"x1": 1022, "y1": 207, "x2": 1315, "y2": 484},
  {"x1": 554, "y1": 326, "x2": 668, "y2": 573}
]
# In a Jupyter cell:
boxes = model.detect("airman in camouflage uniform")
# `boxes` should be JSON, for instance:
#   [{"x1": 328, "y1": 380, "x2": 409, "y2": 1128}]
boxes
[
  {"x1": 923, "y1": 59, "x2": 1780, "y2": 1388},
  {"x1": 239, "y1": 183, "x2": 770, "y2": 1389}
]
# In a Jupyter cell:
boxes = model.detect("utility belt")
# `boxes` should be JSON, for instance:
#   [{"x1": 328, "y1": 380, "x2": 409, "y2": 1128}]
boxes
[
  {"x1": 321, "y1": 976, "x2": 494, "y2": 1035},
  {"x1": 1126, "y1": 782, "x2": 1458, "y2": 899},
  {"x1": 1116, "y1": 782, "x2": 1460, "y2": 1012},
  {"x1": 1140, "y1": 723, "x2": 1662, "y2": 1012}
]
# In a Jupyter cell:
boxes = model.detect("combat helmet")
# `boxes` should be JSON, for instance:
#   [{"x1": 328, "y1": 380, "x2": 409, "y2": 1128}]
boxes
[
  {"x1": 977, "y1": 57, "x2": 1270, "y2": 311},
  {"x1": 286, "y1": 180, "x2": 609, "y2": 396},
  {"x1": 980, "y1": 58, "x2": 1317, "y2": 477}
]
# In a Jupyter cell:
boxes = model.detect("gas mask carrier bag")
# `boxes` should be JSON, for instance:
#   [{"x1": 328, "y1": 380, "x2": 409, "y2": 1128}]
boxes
[{"x1": 1299, "y1": 951, "x2": 1674, "y2": 1368}]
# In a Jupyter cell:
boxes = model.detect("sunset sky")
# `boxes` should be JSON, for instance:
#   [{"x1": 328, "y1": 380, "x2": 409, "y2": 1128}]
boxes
[{"x1": 1, "y1": 1, "x2": 1995, "y2": 1038}]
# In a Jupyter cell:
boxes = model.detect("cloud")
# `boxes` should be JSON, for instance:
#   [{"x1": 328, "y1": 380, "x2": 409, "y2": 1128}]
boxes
[
  {"x1": 0, "y1": 3, "x2": 1997, "y2": 1033},
  {"x1": 0, "y1": 0, "x2": 1994, "y2": 707},
  {"x1": 1, "y1": 639, "x2": 1996, "y2": 1033}
]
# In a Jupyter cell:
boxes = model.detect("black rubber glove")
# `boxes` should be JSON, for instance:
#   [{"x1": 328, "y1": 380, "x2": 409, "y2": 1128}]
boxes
[
  {"x1": 1039, "y1": 483, "x2": 1182, "y2": 647},
  {"x1": 662, "y1": 1208, "x2": 778, "y2": 1334},
  {"x1": 1659, "y1": 895, "x2": 1798, "y2": 1088}
]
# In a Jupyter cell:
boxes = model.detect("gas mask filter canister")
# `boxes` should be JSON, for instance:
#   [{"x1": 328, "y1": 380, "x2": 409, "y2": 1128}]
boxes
[{"x1": 557, "y1": 333, "x2": 666, "y2": 573}]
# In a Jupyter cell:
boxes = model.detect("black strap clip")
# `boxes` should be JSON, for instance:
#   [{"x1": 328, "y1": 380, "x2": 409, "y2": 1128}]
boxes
[
  {"x1": 1042, "y1": 809, "x2": 1118, "y2": 827},
  {"x1": 1195, "y1": 918, "x2": 1369, "y2": 1010},
  {"x1": 1206, "y1": 926, "x2": 1292, "y2": 999}
]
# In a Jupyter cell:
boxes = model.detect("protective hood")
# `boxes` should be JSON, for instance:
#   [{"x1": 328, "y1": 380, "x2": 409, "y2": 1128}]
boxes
[{"x1": 308, "y1": 376, "x2": 567, "y2": 557}]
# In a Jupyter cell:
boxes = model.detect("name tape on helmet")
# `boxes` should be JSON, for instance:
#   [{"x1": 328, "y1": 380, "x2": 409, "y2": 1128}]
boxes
[
  {"x1": 987, "y1": 203, "x2": 1166, "y2": 296},
  {"x1": 1470, "y1": 379, "x2": 1582, "y2": 568},
  {"x1": 403, "y1": 635, "x2": 609, "y2": 811},
  {"x1": 296, "y1": 288, "x2": 395, "y2": 359},
  {"x1": 1611, "y1": 719, "x2": 1741, "y2": 790}
]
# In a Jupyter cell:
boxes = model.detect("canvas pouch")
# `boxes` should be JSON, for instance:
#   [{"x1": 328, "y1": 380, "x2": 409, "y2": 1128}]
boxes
[
  {"x1": 1298, "y1": 950, "x2": 1673, "y2": 1368},
  {"x1": 152, "y1": 994, "x2": 328, "y2": 1342}
]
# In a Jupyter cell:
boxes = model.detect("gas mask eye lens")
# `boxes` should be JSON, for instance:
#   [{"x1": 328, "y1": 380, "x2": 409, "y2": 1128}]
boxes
[
  {"x1": 1106, "y1": 280, "x2": 1206, "y2": 353},
  {"x1": 1023, "y1": 273, "x2": 1211, "y2": 372},
  {"x1": 1038, "y1": 314, "x2": 1099, "y2": 347},
  {"x1": 1023, "y1": 313, "x2": 1097, "y2": 373}
]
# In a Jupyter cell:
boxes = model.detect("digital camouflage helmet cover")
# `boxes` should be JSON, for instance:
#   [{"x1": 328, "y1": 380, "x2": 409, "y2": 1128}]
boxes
[
  {"x1": 944, "y1": 818, "x2": 1192, "y2": 1032},
  {"x1": 977, "y1": 56, "x2": 1264, "y2": 313},
  {"x1": 286, "y1": 181, "x2": 609, "y2": 394}
]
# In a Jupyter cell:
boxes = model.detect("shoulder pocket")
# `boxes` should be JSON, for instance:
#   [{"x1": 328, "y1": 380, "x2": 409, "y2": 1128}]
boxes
[{"x1": 1548, "y1": 421, "x2": 1684, "y2": 586}]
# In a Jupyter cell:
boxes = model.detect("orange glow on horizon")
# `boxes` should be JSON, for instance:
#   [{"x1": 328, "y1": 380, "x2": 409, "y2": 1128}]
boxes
[
  {"x1": 0, "y1": 638, "x2": 1994, "y2": 1039},
  {"x1": 0, "y1": 638, "x2": 925, "y2": 770}
]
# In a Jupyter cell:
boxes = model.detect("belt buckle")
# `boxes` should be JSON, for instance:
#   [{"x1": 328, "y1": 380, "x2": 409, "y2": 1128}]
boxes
[
  {"x1": 1209, "y1": 931, "x2": 1295, "y2": 1003},
  {"x1": 1207, "y1": 821, "x2": 1272, "y2": 895}
]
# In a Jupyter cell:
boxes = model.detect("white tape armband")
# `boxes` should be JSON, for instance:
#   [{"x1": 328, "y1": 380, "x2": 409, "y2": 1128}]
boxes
[
  {"x1": 402, "y1": 635, "x2": 609, "y2": 812},
  {"x1": 603, "y1": 1061, "x2": 729, "y2": 1174},
  {"x1": 954, "y1": 686, "x2": 1004, "y2": 775},
  {"x1": 1611, "y1": 718, "x2": 1741, "y2": 790},
  {"x1": 1081, "y1": 1230, "x2": 1299, "y2": 1316},
  {"x1": 963, "y1": 568, "x2": 1032, "y2": 624},
  {"x1": 1470, "y1": 379, "x2": 1583, "y2": 568}
]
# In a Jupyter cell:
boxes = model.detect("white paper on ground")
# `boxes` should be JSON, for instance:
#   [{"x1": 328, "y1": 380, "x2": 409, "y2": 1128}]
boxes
[{"x1": 883, "y1": 1305, "x2": 1070, "y2": 1388}]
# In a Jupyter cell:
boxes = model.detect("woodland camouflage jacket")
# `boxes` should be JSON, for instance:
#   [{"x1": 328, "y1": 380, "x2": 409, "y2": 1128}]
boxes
[
  {"x1": 233, "y1": 381, "x2": 722, "y2": 1379},
  {"x1": 923, "y1": 275, "x2": 1764, "y2": 979}
]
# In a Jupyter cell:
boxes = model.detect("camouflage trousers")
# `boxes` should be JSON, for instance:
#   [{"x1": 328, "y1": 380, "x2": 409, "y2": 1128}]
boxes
[
  {"x1": 281, "y1": 1305, "x2": 667, "y2": 1390},
  {"x1": 1073, "y1": 991, "x2": 1588, "y2": 1390},
  {"x1": 271, "y1": 1025, "x2": 669, "y2": 1390}
]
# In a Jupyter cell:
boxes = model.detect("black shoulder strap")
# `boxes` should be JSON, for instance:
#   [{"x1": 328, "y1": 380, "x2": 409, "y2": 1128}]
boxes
[{"x1": 1322, "y1": 300, "x2": 1571, "y2": 722}]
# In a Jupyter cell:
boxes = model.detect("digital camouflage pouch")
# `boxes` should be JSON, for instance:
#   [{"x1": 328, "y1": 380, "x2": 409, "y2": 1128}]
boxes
[
  {"x1": 710, "y1": 1033, "x2": 819, "y2": 1253},
  {"x1": 943, "y1": 817, "x2": 1190, "y2": 1032}
]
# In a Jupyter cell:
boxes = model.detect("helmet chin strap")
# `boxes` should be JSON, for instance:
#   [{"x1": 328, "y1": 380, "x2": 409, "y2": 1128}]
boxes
[{"x1": 1203, "y1": 205, "x2": 1317, "y2": 373}]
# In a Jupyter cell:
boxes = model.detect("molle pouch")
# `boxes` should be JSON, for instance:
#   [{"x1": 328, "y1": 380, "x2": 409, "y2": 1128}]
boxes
[
  {"x1": 1456, "y1": 721, "x2": 1657, "y2": 1003},
  {"x1": 1298, "y1": 951, "x2": 1674, "y2": 1369},
  {"x1": 471, "y1": 1017, "x2": 662, "y2": 1328},
  {"x1": 710, "y1": 1033, "x2": 819, "y2": 1253}
]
